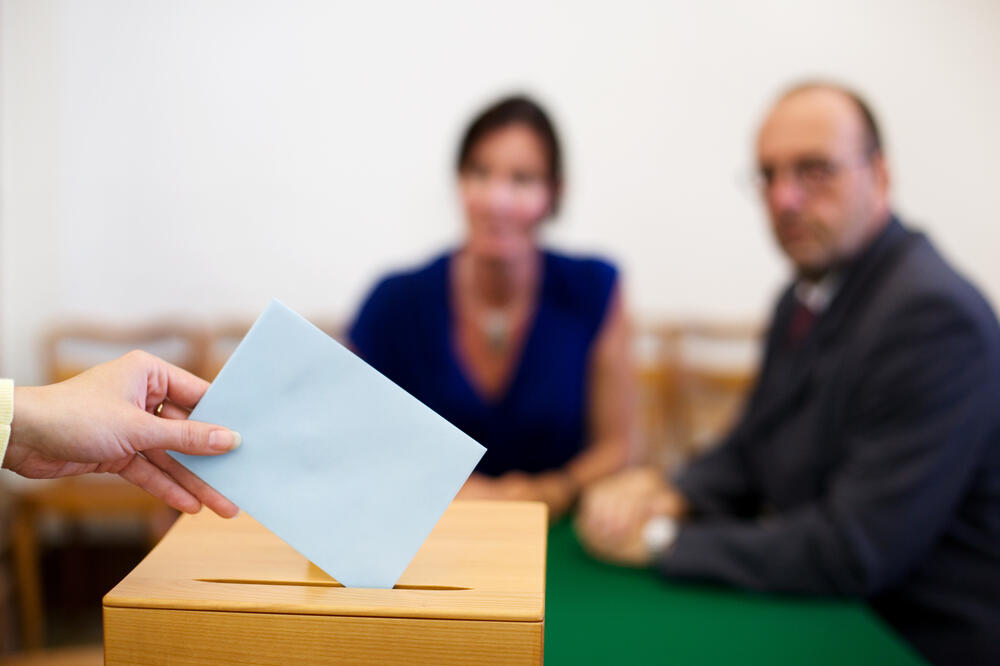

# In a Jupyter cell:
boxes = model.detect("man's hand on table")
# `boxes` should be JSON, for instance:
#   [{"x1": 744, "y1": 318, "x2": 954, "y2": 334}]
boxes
[{"x1": 575, "y1": 466, "x2": 687, "y2": 567}]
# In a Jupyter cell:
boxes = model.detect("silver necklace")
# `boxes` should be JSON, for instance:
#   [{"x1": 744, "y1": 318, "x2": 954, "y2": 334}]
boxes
[{"x1": 481, "y1": 309, "x2": 512, "y2": 353}]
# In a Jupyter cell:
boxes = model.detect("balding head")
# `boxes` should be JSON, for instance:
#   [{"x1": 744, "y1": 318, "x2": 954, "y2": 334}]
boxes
[
  {"x1": 755, "y1": 83, "x2": 891, "y2": 280},
  {"x1": 777, "y1": 82, "x2": 883, "y2": 156}
]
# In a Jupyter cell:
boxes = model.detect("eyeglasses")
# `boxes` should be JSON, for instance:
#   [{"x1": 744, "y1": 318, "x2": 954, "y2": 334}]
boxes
[{"x1": 751, "y1": 155, "x2": 874, "y2": 194}]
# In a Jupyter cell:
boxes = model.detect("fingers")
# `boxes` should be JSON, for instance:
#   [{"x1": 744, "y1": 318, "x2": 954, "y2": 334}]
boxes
[
  {"x1": 154, "y1": 400, "x2": 191, "y2": 420},
  {"x1": 578, "y1": 470, "x2": 668, "y2": 546},
  {"x1": 576, "y1": 486, "x2": 648, "y2": 566},
  {"x1": 138, "y1": 354, "x2": 212, "y2": 411},
  {"x1": 457, "y1": 475, "x2": 503, "y2": 500},
  {"x1": 118, "y1": 453, "x2": 202, "y2": 514},
  {"x1": 495, "y1": 472, "x2": 535, "y2": 500},
  {"x1": 117, "y1": 447, "x2": 240, "y2": 518},
  {"x1": 162, "y1": 362, "x2": 212, "y2": 410},
  {"x1": 131, "y1": 413, "x2": 241, "y2": 456},
  {"x1": 574, "y1": 513, "x2": 650, "y2": 567},
  {"x1": 144, "y1": 449, "x2": 240, "y2": 518},
  {"x1": 598, "y1": 491, "x2": 643, "y2": 541},
  {"x1": 134, "y1": 394, "x2": 240, "y2": 517},
  {"x1": 575, "y1": 516, "x2": 614, "y2": 561},
  {"x1": 580, "y1": 489, "x2": 638, "y2": 544},
  {"x1": 455, "y1": 485, "x2": 489, "y2": 500}
]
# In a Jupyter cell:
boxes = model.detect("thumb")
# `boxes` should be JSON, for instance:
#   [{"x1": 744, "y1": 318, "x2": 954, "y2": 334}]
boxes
[{"x1": 132, "y1": 414, "x2": 242, "y2": 456}]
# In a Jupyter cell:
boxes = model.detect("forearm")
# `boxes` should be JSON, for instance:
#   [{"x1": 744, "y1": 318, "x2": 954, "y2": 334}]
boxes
[
  {"x1": 659, "y1": 508, "x2": 867, "y2": 596},
  {"x1": 662, "y1": 408, "x2": 990, "y2": 597},
  {"x1": 3, "y1": 385, "x2": 64, "y2": 471},
  {"x1": 565, "y1": 436, "x2": 629, "y2": 489},
  {"x1": 671, "y1": 434, "x2": 760, "y2": 520},
  {"x1": 526, "y1": 438, "x2": 631, "y2": 520}
]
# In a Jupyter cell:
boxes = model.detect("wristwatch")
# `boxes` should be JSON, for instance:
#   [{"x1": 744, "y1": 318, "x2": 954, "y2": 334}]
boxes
[{"x1": 642, "y1": 515, "x2": 679, "y2": 558}]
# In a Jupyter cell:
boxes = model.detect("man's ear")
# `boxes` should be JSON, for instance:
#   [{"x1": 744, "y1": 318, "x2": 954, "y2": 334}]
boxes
[{"x1": 872, "y1": 151, "x2": 891, "y2": 200}]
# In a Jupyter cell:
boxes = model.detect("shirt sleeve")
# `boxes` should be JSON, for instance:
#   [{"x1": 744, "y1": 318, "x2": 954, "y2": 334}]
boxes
[
  {"x1": 672, "y1": 292, "x2": 790, "y2": 521},
  {"x1": 0, "y1": 378, "x2": 13, "y2": 467},
  {"x1": 659, "y1": 295, "x2": 996, "y2": 597},
  {"x1": 672, "y1": 423, "x2": 762, "y2": 520}
]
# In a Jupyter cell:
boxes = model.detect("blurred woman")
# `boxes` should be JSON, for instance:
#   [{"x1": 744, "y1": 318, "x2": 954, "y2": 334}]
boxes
[{"x1": 348, "y1": 95, "x2": 635, "y2": 518}]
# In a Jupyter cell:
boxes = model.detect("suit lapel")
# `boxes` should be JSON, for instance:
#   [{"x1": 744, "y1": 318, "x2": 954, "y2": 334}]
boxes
[{"x1": 742, "y1": 218, "x2": 916, "y2": 436}]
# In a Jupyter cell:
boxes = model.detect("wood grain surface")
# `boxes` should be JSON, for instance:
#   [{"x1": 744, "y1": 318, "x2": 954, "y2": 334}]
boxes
[{"x1": 103, "y1": 500, "x2": 547, "y2": 664}]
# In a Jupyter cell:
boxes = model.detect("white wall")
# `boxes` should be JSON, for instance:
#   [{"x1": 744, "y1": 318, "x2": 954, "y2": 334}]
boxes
[{"x1": 3, "y1": 0, "x2": 999, "y2": 382}]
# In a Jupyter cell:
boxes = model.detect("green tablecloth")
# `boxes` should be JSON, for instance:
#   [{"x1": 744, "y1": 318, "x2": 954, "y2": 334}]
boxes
[{"x1": 544, "y1": 520, "x2": 927, "y2": 665}]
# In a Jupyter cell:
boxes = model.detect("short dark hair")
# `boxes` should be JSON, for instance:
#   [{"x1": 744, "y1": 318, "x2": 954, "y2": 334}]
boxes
[
  {"x1": 779, "y1": 81, "x2": 883, "y2": 156},
  {"x1": 456, "y1": 94, "x2": 564, "y2": 213}
]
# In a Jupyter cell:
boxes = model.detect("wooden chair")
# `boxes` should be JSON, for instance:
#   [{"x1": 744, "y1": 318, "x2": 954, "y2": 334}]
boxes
[
  {"x1": 633, "y1": 324, "x2": 685, "y2": 467},
  {"x1": 0, "y1": 487, "x2": 17, "y2": 654},
  {"x1": 0, "y1": 645, "x2": 104, "y2": 665},
  {"x1": 635, "y1": 321, "x2": 762, "y2": 469},
  {"x1": 43, "y1": 322, "x2": 210, "y2": 383},
  {"x1": 668, "y1": 322, "x2": 761, "y2": 457},
  {"x1": 200, "y1": 320, "x2": 255, "y2": 381},
  {"x1": 8, "y1": 481, "x2": 169, "y2": 652},
  {"x1": 7, "y1": 323, "x2": 210, "y2": 650}
]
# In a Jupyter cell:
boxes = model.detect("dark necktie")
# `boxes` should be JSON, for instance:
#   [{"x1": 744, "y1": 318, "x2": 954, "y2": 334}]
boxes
[{"x1": 787, "y1": 300, "x2": 817, "y2": 347}]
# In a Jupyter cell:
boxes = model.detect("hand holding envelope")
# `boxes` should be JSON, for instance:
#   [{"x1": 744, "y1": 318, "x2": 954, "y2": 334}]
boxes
[{"x1": 169, "y1": 300, "x2": 485, "y2": 589}]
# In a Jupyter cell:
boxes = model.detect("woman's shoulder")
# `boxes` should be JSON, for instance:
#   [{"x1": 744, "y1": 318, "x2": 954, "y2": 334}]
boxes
[
  {"x1": 363, "y1": 252, "x2": 451, "y2": 307},
  {"x1": 351, "y1": 253, "x2": 450, "y2": 336},
  {"x1": 544, "y1": 249, "x2": 619, "y2": 296}
]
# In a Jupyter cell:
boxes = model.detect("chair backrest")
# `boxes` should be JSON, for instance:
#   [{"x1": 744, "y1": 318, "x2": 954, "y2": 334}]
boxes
[
  {"x1": 45, "y1": 316, "x2": 348, "y2": 384},
  {"x1": 635, "y1": 321, "x2": 762, "y2": 469},
  {"x1": 44, "y1": 323, "x2": 210, "y2": 383},
  {"x1": 200, "y1": 317, "x2": 346, "y2": 381},
  {"x1": 45, "y1": 317, "x2": 755, "y2": 470},
  {"x1": 633, "y1": 324, "x2": 685, "y2": 467}
]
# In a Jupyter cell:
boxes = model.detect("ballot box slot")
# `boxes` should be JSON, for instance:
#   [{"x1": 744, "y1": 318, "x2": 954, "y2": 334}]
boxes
[{"x1": 196, "y1": 578, "x2": 471, "y2": 591}]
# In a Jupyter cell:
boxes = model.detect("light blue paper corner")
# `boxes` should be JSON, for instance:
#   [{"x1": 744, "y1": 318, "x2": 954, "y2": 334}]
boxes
[{"x1": 168, "y1": 299, "x2": 485, "y2": 588}]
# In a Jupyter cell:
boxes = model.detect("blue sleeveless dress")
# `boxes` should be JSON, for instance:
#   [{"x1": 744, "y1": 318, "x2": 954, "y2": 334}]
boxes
[{"x1": 348, "y1": 250, "x2": 618, "y2": 476}]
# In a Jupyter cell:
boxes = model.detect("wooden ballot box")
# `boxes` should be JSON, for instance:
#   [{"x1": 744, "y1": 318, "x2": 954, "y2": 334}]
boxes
[{"x1": 103, "y1": 501, "x2": 547, "y2": 665}]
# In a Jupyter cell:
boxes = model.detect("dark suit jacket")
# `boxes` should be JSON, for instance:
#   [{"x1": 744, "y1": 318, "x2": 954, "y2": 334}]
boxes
[{"x1": 663, "y1": 218, "x2": 1000, "y2": 665}]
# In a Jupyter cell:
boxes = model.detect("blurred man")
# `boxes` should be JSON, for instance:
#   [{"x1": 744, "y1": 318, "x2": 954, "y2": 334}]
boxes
[{"x1": 577, "y1": 83, "x2": 1000, "y2": 665}]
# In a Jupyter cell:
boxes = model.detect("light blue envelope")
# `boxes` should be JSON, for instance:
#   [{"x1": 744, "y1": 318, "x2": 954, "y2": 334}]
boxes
[{"x1": 169, "y1": 299, "x2": 485, "y2": 589}]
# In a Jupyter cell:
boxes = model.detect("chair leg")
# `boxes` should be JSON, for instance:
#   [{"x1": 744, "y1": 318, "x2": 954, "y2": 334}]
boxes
[{"x1": 11, "y1": 503, "x2": 44, "y2": 650}]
